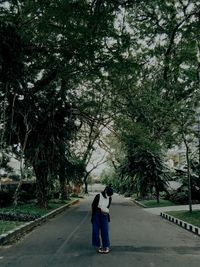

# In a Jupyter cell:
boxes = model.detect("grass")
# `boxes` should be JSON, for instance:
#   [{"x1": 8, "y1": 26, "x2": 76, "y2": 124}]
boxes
[
  {"x1": 0, "y1": 199, "x2": 70, "y2": 216},
  {"x1": 0, "y1": 198, "x2": 72, "y2": 235},
  {"x1": 139, "y1": 199, "x2": 176, "y2": 208},
  {"x1": 166, "y1": 210, "x2": 200, "y2": 228},
  {"x1": 0, "y1": 220, "x2": 24, "y2": 235}
]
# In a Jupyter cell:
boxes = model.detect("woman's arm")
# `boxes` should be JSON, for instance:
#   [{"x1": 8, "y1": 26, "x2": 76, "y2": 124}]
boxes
[{"x1": 92, "y1": 194, "x2": 100, "y2": 211}]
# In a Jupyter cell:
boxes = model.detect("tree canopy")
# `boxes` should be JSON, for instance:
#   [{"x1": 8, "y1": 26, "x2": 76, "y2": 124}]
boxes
[{"x1": 1, "y1": 0, "x2": 200, "y2": 207}]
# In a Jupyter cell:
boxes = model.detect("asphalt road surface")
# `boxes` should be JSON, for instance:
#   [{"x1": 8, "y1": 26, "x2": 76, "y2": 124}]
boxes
[{"x1": 0, "y1": 193, "x2": 200, "y2": 267}]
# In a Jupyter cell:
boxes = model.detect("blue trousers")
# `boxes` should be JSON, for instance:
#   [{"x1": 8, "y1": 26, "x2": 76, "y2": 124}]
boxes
[{"x1": 92, "y1": 210, "x2": 110, "y2": 248}]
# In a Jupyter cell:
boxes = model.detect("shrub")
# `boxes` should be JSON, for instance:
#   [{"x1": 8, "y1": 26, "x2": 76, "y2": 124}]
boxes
[
  {"x1": 9, "y1": 174, "x2": 20, "y2": 181},
  {"x1": 18, "y1": 190, "x2": 36, "y2": 203},
  {"x1": 0, "y1": 190, "x2": 13, "y2": 207},
  {"x1": 0, "y1": 211, "x2": 41, "y2": 221},
  {"x1": 53, "y1": 192, "x2": 60, "y2": 199},
  {"x1": 169, "y1": 191, "x2": 188, "y2": 204},
  {"x1": 17, "y1": 182, "x2": 36, "y2": 203},
  {"x1": 70, "y1": 193, "x2": 79, "y2": 198}
]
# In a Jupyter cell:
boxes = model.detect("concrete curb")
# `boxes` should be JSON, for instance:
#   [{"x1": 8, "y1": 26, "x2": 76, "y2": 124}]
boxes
[
  {"x1": 0, "y1": 199, "x2": 79, "y2": 245},
  {"x1": 132, "y1": 199, "x2": 147, "y2": 208},
  {"x1": 160, "y1": 212, "x2": 200, "y2": 236}
]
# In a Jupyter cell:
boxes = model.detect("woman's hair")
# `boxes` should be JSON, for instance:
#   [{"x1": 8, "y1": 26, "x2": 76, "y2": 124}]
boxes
[{"x1": 105, "y1": 186, "x2": 113, "y2": 196}]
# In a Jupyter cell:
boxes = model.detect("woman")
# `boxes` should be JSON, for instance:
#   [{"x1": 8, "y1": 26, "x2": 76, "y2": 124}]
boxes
[{"x1": 91, "y1": 186, "x2": 113, "y2": 254}]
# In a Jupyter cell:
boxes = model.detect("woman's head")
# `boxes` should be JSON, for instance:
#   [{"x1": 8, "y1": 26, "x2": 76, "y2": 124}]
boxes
[{"x1": 105, "y1": 186, "x2": 113, "y2": 197}]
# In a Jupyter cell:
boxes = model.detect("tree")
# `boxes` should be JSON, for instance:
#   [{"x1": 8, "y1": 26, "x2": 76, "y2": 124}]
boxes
[
  {"x1": 172, "y1": 101, "x2": 200, "y2": 212},
  {"x1": 98, "y1": 0, "x2": 200, "y2": 202},
  {"x1": 72, "y1": 106, "x2": 111, "y2": 193},
  {"x1": 2, "y1": 0, "x2": 200, "y2": 207},
  {"x1": 0, "y1": 0, "x2": 140, "y2": 207}
]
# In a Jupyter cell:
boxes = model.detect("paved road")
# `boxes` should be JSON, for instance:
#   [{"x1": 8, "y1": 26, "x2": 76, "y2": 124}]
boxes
[{"x1": 0, "y1": 193, "x2": 200, "y2": 267}]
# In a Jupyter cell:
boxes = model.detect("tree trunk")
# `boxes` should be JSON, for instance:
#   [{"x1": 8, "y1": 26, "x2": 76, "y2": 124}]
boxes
[
  {"x1": 60, "y1": 180, "x2": 68, "y2": 200},
  {"x1": 13, "y1": 180, "x2": 22, "y2": 206},
  {"x1": 34, "y1": 161, "x2": 49, "y2": 208},
  {"x1": 156, "y1": 189, "x2": 160, "y2": 204},
  {"x1": 83, "y1": 173, "x2": 89, "y2": 194},
  {"x1": 59, "y1": 176, "x2": 69, "y2": 200},
  {"x1": 186, "y1": 147, "x2": 192, "y2": 213},
  {"x1": 198, "y1": 122, "x2": 200, "y2": 180},
  {"x1": 13, "y1": 125, "x2": 30, "y2": 206},
  {"x1": 13, "y1": 153, "x2": 25, "y2": 206},
  {"x1": 59, "y1": 161, "x2": 69, "y2": 200},
  {"x1": 84, "y1": 178, "x2": 88, "y2": 194},
  {"x1": 155, "y1": 181, "x2": 160, "y2": 204},
  {"x1": 183, "y1": 138, "x2": 192, "y2": 213}
]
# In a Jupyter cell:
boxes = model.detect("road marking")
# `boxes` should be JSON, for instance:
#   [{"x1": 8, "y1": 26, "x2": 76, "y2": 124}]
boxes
[
  {"x1": 0, "y1": 256, "x2": 4, "y2": 259},
  {"x1": 55, "y1": 210, "x2": 90, "y2": 255}
]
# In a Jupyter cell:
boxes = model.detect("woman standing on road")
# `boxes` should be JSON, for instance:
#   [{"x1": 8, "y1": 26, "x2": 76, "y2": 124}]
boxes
[{"x1": 91, "y1": 186, "x2": 113, "y2": 254}]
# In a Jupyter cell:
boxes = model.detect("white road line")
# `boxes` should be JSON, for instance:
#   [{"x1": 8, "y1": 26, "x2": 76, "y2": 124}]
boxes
[{"x1": 55, "y1": 210, "x2": 90, "y2": 255}]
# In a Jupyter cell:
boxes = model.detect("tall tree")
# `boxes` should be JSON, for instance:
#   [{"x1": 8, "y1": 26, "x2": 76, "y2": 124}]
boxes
[
  {"x1": 0, "y1": 0, "x2": 139, "y2": 206},
  {"x1": 101, "y1": 0, "x2": 200, "y2": 199}
]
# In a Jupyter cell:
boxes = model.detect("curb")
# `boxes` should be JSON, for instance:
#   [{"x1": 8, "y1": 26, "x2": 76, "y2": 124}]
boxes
[
  {"x1": 0, "y1": 199, "x2": 79, "y2": 245},
  {"x1": 160, "y1": 212, "x2": 200, "y2": 236},
  {"x1": 132, "y1": 199, "x2": 147, "y2": 208}
]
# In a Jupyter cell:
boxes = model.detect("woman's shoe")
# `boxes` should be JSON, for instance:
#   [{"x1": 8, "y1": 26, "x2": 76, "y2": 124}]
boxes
[
  {"x1": 103, "y1": 247, "x2": 110, "y2": 254},
  {"x1": 97, "y1": 247, "x2": 104, "y2": 253}
]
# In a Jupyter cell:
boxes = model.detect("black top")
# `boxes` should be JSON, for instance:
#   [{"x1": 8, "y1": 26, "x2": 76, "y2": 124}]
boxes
[{"x1": 91, "y1": 192, "x2": 112, "y2": 223}]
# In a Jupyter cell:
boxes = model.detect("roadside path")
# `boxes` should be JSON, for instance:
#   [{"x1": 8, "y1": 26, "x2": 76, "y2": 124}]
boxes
[{"x1": 141, "y1": 203, "x2": 200, "y2": 215}]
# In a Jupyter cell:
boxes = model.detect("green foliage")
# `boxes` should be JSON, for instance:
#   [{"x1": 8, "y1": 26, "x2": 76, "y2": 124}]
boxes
[
  {"x1": 66, "y1": 158, "x2": 85, "y2": 184},
  {"x1": 120, "y1": 149, "x2": 169, "y2": 198},
  {"x1": 169, "y1": 190, "x2": 189, "y2": 205},
  {"x1": 1, "y1": 0, "x2": 200, "y2": 207},
  {"x1": 0, "y1": 220, "x2": 23, "y2": 235},
  {"x1": 100, "y1": 168, "x2": 119, "y2": 189},
  {"x1": 0, "y1": 200, "x2": 69, "y2": 216},
  {"x1": 102, "y1": 0, "x2": 200, "y2": 202},
  {"x1": 0, "y1": 190, "x2": 14, "y2": 207},
  {"x1": 0, "y1": 211, "x2": 41, "y2": 222},
  {"x1": 0, "y1": 0, "x2": 131, "y2": 206},
  {"x1": 105, "y1": 112, "x2": 170, "y2": 198}
]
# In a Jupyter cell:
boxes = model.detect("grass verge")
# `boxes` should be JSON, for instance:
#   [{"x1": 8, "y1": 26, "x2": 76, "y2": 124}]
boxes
[
  {"x1": 0, "y1": 199, "x2": 70, "y2": 216},
  {"x1": 139, "y1": 199, "x2": 176, "y2": 208},
  {"x1": 166, "y1": 210, "x2": 200, "y2": 228},
  {"x1": 0, "y1": 220, "x2": 24, "y2": 235},
  {"x1": 0, "y1": 198, "x2": 73, "y2": 235}
]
